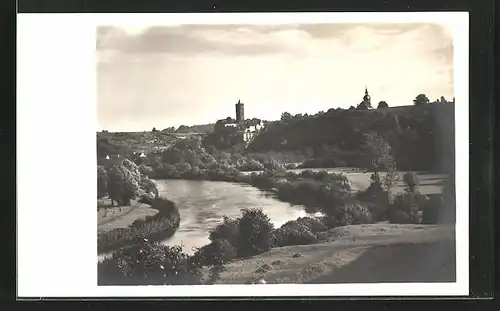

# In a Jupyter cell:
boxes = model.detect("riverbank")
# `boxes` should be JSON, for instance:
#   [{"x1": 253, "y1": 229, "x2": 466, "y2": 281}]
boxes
[
  {"x1": 97, "y1": 197, "x2": 180, "y2": 254},
  {"x1": 207, "y1": 223, "x2": 455, "y2": 284},
  {"x1": 97, "y1": 199, "x2": 159, "y2": 233}
]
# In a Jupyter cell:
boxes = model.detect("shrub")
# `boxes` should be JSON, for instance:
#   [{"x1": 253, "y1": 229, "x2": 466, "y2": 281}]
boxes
[
  {"x1": 441, "y1": 174, "x2": 456, "y2": 224},
  {"x1": 237, "y1": 208, "x2": 275, "y2": 257},
  {"x1": 262, "y1": 159, "x2": 285, "y2": 172},
  {"x1": 284, "y1": 163, "x2": 298, "y2": 169},
  {"x1": 387, "y1": 210, "x2": 411, "y2": 224},
  {"x1": 209, "y1": 216, "x2": 240, "y2": 248},
  {"x1": 403, "y1": 172, "x2": 420, "y2": 193},
  {"x1": 97, "y1": 198, "x2": 180, "y2": 253},
  {"x1": 421, "y1": 194, "x2": 441, "y2": 224},
  {"x1": 357, "y1": 172, "x2": 391, "y2": 221},
  {"x1": 98, "y1": 242, "x2": 202, "y2": 285},
  {"x1": 271, "y1": 224, "x2": 317, "y2": 247},
  {"x1": 328, "y1": 203, "x2": 374, "y2": 226},
  {"x1": 388, "y1": 192, "x2": 428, "y2": 224},
  {"x1": 97, "y1": 166, "x2": 108, "y2": 199},
  {"x1": 281, "y1": 217, "x2": 327, "y2": 233},
  {"x1": 189, "y1": 239, "x2": 236, "y2": 284},
  {"x1": 238, "y1": 159, "x2": 265, "y2": 171}
]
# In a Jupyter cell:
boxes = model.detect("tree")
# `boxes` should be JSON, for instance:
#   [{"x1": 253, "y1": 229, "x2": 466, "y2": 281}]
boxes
[
  {"x1": 280, "y1": 112, "x2": 292, "y2": 122},
  {"x1": 348, "y1": 106, "x2": 355, "y2": 110},
  {"x1": 377, "y1": 101, "x2": 389, "y2": 109},
  {"x1": 413, "y1": 94, "x2": 430, "y2": 106},
  {"x1": 237, "y1": 208, "x2": 274, "y2": 257},
  {"x1": 362, "y1": 132, "x2": 395, "y2": 172},
  {"x1": 106, "y1": 159, "x2": 142, "y2": 207},
  {"x1": 152, "y1": 127, "x2": 158, "y2": 132},
  {"x1": 97, "y1": 166, "x2": 108, "y2": 199}
]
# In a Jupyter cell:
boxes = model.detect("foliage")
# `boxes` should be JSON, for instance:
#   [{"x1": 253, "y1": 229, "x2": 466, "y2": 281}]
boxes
[
  {"x1": 97, "y1": 165, "x2": 108, "y2": 199},
  {"x1": 387, "y1": 192, "x2": 428, "y2": 224},
  {"x1": 98, "y1": 241, "x2": 203, "y2": 285},
  {"x1": 209, "y1": 216, "x2": 240, "y2": 248},
  {"x1": 281, "y1": 217, "x2": 327, "y2": 233},
  {"x1": 236, "y1": 208, "x2": 275, "y2": 257},
  {"x1": 413, "y1": 94, "x2": 430, "y2": 106},
  {"x1": 97, "y1": 198, "x2": 180, "y2": 253},
  {"x1": 189, "y1": 239, "x2": 236, "y2": 284},
  {"x1": 403, "y1": 172, "x2": 420, "y2": 193},
  {"x1": 377, "y1": 101, "x2": 389, "y2": 108},
  {"x1": 247, "y1": 104, "x2": 454, "y2": 172},
  {"x1": 271, "y1": 224, "x2": 317, "y2": 247},
  {"x1": 106, "y1": 160, "x2": 142, "y2": 206},
  {"x1": 362, "y1": 131, "x2": 396, "y2": 173},
  {"x1": 328, "y1": 203, "x2": 374, "y2": 226}
]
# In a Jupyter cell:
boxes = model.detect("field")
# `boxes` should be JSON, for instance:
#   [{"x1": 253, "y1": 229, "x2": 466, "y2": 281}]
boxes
[{"x1": 209, "y1": 223, "x2": 455, "y2": 284}]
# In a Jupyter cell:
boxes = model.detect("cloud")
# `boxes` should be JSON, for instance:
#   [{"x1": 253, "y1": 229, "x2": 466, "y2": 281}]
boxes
[{"x1": 96, "y1": 23, "x2": 454, "y2": 131}]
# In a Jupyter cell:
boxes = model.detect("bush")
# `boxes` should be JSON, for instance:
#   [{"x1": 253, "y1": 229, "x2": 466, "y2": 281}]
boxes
[
  {"x1": 441, "y1": 174, "x2": 456, "y2": 224},
  {"x1": 271, "y1": 224, "x2": 317, "y2": 247},
  {"x1": 328, "y1": 203, "x2": 374, "y2": 226},
  {"x1": 209, "y1": 216, "x2": 240, "y2": 248},
  {"x1": 281, "y1": 217, "x2": 327, "y2": 233},
  {"x1": 357, "y1": 172, "x2": 391, "y2": 221},
  {"x1": 403, "y1": 172, "x2": 420, "y2": 193},
  {"x1": 189, "y1": 239, "x2": 237, "y2": 284},
  {"x1": 387, "y1": 210, "x2": 411, "y2": 224},
  {"x1": 97, "y1": 198, "x2": 180, "y2": 253},
  {"x1": 238, "y1": 159, "x2": 265, "y2": 171},
  {"x1": 262, "y1": 159, "x2": 285, "y2": 172},
  {"x1": 421, "y1": 194, "x2": 441, "y2": 224},
  {"x1": 387, "y1": 192, "x2": 428, "y2": 224},
  {"x1": 97, "y1": 166, "x2": 108, "y2": 199},
  {"x1": 98, "y1": 242, "x2": 202, "y2": 285},
  {"x1": 236, "y1": 208, "x2": 275, "y2": 257}
]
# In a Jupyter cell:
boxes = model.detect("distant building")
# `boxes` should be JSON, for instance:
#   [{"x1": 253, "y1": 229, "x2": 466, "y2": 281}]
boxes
[
  {"x1": 212, "y1": 99, "x2": 264, "y2": 145},
  {"x1": 356, "y1": 87, "x2": 373, "y2": 110},
  {"x1": 235, "y1": 99, "x2": 245, "y2": 123}
]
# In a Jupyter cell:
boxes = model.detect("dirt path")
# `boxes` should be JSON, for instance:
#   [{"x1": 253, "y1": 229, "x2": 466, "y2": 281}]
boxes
[{"x1": 307, "y1": 241, "x2": 455, "y2": 283}]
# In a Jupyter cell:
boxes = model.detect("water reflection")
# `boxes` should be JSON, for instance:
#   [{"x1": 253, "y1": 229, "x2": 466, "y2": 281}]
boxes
[{"x1": 156, "y1": 179, "x2": 314, "y2": 254}]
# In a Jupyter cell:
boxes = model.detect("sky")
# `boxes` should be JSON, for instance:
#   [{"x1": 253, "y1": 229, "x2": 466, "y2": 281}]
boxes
[{"x1": 97, "y1": 23, "x2": 454, "y2": 132}]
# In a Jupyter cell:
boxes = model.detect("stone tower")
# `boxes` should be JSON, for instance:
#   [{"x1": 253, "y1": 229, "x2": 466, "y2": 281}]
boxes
[{"x1": 235, "y1": 99, "x2": 245, "y2": 123}]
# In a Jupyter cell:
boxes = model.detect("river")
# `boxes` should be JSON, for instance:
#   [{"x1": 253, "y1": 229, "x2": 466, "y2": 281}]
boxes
[
  {"x1": 98, "y1": 170, "x2": 447, "y2": 260},
  {"x1": 98, "y1": 180, "x2": 320, "y2": 261},
  {"x1": 155, "y1": 180, "x2": 320, "y2": 254}
]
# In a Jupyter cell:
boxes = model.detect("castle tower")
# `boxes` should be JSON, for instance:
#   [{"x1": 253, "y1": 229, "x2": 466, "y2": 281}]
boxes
[{"x1": 235, "y1": 99, "x2": 245, "y2": 123}]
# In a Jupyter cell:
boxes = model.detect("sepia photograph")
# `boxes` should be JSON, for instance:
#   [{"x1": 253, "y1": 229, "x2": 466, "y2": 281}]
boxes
[{"x1": 95, "y1": 17, "x2": 460, "y2": 288}]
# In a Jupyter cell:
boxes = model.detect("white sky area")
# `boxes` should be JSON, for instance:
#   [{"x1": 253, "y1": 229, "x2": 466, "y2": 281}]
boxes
[{"x1": 97, "y1": 23, "x2": 454, "y2": 132}]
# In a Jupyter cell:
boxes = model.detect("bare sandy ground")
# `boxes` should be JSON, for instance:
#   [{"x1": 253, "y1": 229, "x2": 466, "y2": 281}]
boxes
[{"x1": 213, "y1": 224, "x2": 455, "y2": 284}]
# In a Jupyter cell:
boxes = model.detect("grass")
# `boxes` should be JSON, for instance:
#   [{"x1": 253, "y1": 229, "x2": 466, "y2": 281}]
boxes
[
  {"x1": 97, "y1": 199, "x2": 159, "y2": 234},
  {"x1": 209, "y1": 223, "x2": 455, "y2": 284},
  {"x1": 240, "y1": 170, "x2": 447, "y2": 195},
  {"x1": 97, "y1": 198, "x2": 181, "y2": 254}
]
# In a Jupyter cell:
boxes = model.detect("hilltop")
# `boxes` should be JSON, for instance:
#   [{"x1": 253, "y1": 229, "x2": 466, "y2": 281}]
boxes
[
  {"x1": 247, "y1": 103, "x2": 455, "y2": 172},
  {"x1": 97, "y1": 103, "x2": 454, "y2": 173}
]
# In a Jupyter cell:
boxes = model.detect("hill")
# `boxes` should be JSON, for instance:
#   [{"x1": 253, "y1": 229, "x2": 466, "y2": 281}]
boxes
[{"x1": 247, "y1": 104, "x2": 455, "y2": 172}]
